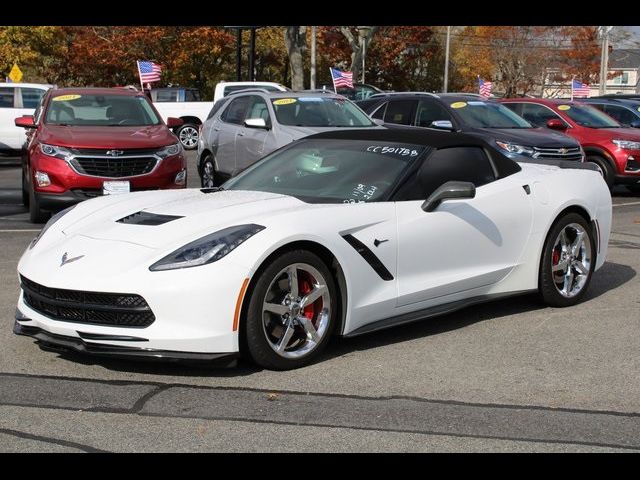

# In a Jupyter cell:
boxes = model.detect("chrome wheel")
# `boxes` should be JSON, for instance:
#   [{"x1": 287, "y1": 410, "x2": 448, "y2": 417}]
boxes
[
  {"x1": 178, "y1": 125, "x2": 198, "y2": 149},
  {"x1": 261, "y1": 263, "x2": 331, "y2": 359},
  {"x1": 201, "y1": 158, "x2": 215, "y2": 187},
  {"x1": 550, "y1": 223, "x2": 592, "y2": 298}
]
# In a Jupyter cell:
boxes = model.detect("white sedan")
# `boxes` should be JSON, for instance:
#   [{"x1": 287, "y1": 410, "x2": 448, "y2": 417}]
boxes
[{"x1": 14, "y1": 129, "x2": 612, "y2": 370}]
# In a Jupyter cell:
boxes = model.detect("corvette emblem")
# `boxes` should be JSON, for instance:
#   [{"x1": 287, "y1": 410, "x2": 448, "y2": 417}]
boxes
[{"x1": 60, "y1": 252, "x2": 84, "y2": 267}]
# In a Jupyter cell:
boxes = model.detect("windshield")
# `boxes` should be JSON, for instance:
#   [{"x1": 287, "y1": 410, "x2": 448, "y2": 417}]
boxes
[
  {"x1": 270, "y1": 97, "x2": 375, "y2": 127},
  {"x1": 451, "y1": 100, "x2": 532, "y2": 128},
  {"x1": 45, "y1": 94, "x2": 162, "y2": 126},
  {"x1": 558, "y1": 104, "x2": 621, "y2": 128},
  {"x1": 225, "y1": 139, "x2": 425, "y2": 203}
]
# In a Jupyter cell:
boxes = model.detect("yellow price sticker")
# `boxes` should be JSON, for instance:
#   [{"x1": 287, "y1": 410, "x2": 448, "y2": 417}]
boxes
[
  {"x1": 52, "y1": 94, "x2": 82, "y2": 102},
  {"x1": 273, "y1": 98, "x2": 297, "y2": 105},
  {"x1": 558, "y1": 105, "x2": 571, "y2": 111},
  {"x1": 450, "y1": 101, "x2": 467, "y2": 109}
]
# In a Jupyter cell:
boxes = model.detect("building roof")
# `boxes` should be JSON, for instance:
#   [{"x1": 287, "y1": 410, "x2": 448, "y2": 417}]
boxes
[{"x1": 609, "y1": 49, "x2": 640, "y2": 69}]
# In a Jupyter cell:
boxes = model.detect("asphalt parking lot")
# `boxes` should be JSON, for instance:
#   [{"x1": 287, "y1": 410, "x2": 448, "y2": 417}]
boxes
[{"x1": 0, "y1": 152, "x2": 639, "y2": 452}]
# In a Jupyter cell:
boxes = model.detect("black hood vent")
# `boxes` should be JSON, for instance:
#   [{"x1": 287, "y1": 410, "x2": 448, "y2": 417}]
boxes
[{"x1": 117, "y1": 211, "x2": 183, "y2": 226}]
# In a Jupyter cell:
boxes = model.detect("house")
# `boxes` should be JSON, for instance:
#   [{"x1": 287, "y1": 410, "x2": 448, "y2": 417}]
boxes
[{"x1": 542, "y1": 48, "x2": 640, "y2": 98}]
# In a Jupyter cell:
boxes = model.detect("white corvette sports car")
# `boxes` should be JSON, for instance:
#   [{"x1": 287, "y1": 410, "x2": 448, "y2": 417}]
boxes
[{"x1": 15, "y1": 129, "x2": 612, "y2": 370}]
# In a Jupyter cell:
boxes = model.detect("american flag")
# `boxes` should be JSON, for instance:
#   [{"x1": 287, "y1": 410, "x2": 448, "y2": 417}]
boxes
[
  {"x1": 479, "y1": 77, "x2": 493, "y2": 98},
  {"x1": 137, "y1": 60, "x2": 162, "y2": 83},
  {"x1": 330, "y1": 68, "x2": 354, "y2": 89},
  {"x1": 572, "y1": 79, "x2": 590, "y2": 98}
]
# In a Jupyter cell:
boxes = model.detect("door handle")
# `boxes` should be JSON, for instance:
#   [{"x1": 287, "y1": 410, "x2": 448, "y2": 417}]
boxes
[
  {"x1": 213, "y1": 127, "x2": 220, "y2": 131},
  {"x1": 237, "y1": 132, "x2": 245, "y2": 137}
]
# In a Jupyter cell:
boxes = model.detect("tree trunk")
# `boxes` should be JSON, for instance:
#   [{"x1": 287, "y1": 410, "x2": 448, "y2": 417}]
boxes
[
  {"x1": 284, "y1": 26, "x2": 306, "y2": 90},
  {"x1": 339, "y1": 26, "x2": 378, "y2": 83}
]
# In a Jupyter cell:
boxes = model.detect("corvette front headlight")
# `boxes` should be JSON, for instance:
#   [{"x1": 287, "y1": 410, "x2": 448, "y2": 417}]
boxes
[
  {"x1": 156, "y1": 143, "x2": 182, "y2": 159},
  {"x1": 29, "y1": 205, "x2": 76, "y2": 250},
  {"x1": 613, "y1": 139, "x2": 640, "y2": 150},
  {"x1": 40, "y1": 143, "x2": 73, "y2": 160},
  {"x1": 496, "y1": 141, "x2": 535, "y2": 157},
  {"x1": 149, "y1": 224, "x2": 265, "y2": 271}
]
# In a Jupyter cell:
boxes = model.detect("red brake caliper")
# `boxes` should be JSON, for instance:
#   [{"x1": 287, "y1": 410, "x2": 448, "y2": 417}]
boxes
[
  {"x1": 299, "y1": 272, "x2": 318, "y2": 326},
  {"x1": 552, "y1": 249, "x2": 560, "y2": 267}
]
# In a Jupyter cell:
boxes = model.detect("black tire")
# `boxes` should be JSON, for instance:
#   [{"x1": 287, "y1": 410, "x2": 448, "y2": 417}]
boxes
[
  {"x1": 244, "y1": 249, "x2": 338, "y2": 370},
  {"x1": 586, "y1": 155, "x2": 615, "y2": 190},
  {"x1": 22, "y1": 168, "x2": 29, "y2": 207},
  {"x1": 200, "y1": 154, "x2": 216, "y2": 188},
  {"x1": 176, "y1": 123, "x2": 199, "y2": 150},
  {"x1": 28, "y1": 186, "x2": 50, "y2": 224},
  {"x1": 539, "y1": 213, "x2": 595, "y2": 307}
]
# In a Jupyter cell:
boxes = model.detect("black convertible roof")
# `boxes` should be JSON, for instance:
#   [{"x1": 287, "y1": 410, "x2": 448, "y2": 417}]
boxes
[
  {"x1": 306, "y1": 127, "x2": 521, "y2": 179},
  {"x1": 308, "y1": 127, "x2": 494, "y2": 149}
]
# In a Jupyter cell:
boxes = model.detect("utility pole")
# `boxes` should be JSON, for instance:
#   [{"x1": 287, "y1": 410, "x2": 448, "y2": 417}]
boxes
[
  {"x1": 311, "y1": 26, "x2": 317, "y2": 89},
  {"x1": 443, "y1": 26, "x2": 451, "y2": 93},
  {"x1": 599, "y1": 26, "x2": 613, "y2": 95}
]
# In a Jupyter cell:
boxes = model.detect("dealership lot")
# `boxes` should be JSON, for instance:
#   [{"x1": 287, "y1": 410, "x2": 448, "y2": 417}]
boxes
[{"x1": 0, "y1": 153, "x2": 639, "y2": 452}]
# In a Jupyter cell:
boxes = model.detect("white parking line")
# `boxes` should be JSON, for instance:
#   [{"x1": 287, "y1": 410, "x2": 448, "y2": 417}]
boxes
[{"x1": 613, "y1": 201, "x2": 640, "y2": 208}]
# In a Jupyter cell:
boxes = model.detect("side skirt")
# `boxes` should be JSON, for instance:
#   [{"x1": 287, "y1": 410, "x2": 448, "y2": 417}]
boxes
[{"x1": 343, "y1": 290, "x2": 537, "y2": 338}]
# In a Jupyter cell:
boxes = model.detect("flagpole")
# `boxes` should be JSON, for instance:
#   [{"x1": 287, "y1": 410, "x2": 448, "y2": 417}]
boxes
[
  {"x1": 330, "y1": 68, "x2": 337, "y2": 94},
  {"x1": 571, "y1": 75, "x2": 575, "y2": 102},
  {"x1": 136, "y1": 61, "x2": 145, "y2": 93}
]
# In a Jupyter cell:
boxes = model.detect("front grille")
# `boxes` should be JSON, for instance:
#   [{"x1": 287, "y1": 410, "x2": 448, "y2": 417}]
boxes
[
  {"x1": 70, "y1": 156, "x2": 157, "y2": 178},
  {"x1": 71, "y1": 147, "x2": 159, "y2": 156},
  {"x1": 20, "y1": 276, "x2": 155, "y2": 328},
  {"x1": 533, "y1": 146, "x2": 583, "y2": 162}
]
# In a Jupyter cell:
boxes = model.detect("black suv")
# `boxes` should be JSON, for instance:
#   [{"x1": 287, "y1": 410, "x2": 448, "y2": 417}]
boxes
[
  {"x1": 357, "y1": 93, "x2": 584, "y2": 163},
  {"x1": 581, "y1": 97, "x2": 640, "y2": 128}
]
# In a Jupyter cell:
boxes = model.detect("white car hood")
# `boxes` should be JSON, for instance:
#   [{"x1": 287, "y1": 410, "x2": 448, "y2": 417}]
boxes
[{"x1": 62, "y1": 189, "x2": 310, "y2": 249}]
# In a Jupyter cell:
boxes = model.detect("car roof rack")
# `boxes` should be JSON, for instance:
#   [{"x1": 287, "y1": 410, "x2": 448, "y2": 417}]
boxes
[
  {"x1": 369, "y1": 91, "x2": 440, "y2": 98},
  {"x1": 226, "y1": 88, "x2": 277, "y2": 96}
]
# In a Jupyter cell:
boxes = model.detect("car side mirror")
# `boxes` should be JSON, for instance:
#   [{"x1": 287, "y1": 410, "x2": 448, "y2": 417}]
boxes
[
  {"x1": 546, "y1": 118, "x2": 567, "y2": 130},
  {"x1": 166, "y1": 117, "x2": 184, "y2": 128},
  {"x1": 244, "y1": 118, "x2": 269, "y2": 129},
  {"x1": 630, "y1": 119, "x2": 640, "y2": 128},
  {"x1": 429, "y1": 120, "x2": 454, "y2": 131},
  {"x1": 372, "y1": 118, "x2": 385, "y2": 126},
  {"x1": 15, "y1": 115, "x2": 36, "y2": 129},
  {"x1": 421, "y1": 181, "x2": 476, "y2": 212}
]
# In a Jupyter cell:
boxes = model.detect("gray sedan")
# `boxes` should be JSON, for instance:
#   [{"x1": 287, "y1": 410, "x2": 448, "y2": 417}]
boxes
[{"x1": 197, "y1": 90, "x2": 380, "y2": 187}]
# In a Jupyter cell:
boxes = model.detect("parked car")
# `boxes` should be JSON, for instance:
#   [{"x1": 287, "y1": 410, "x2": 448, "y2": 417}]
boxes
[
  {"x1": 581, "y1": 97, "x2": 640, "y2": 128},
  {"x1": 14, "y1": 128, "x2": 611, "y2": 370},
  {"x1": 357, "y1": 92, "x2": 584, "y2": 164},
  {"x1": 197, "y1": 90, "x2": 380, "y2": 187},
  {"x1": 15, "y1": 87, "x2": 187, "y2": 223},
  {"x1": 500, "y1": 98, "x2": 640, "y2": 191},
  {"x1": 0, "y1": 83, "x2": 53, "y2": 156}
]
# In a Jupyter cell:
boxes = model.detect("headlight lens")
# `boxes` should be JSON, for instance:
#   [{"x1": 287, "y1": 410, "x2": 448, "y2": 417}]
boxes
[
  {"x1": 613, "y1": 139, "x2": 640, "y2": 150},
  {"x1": 157, "y1": 143, "x2": 182, "y2": 158},
  {"x1": 495, "y1": 141, "x2": 535, "y2": 157},
  {"x1": 149, "y1": 224, "x2": 265, "y2": 271},
  {"x1": 29, "y1": 205, "x2": 76, "y2": 249},
  {"x1": 39, "y1": 143, "x2": 72, "y2": 160}
]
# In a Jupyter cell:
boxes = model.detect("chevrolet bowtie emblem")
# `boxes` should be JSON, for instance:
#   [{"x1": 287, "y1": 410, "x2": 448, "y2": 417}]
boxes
[
  {"x1": 60, "y1": 252, "x2": 84, "y2": 267},
  {"x1": 559, "y1": 148, "x2": 568, "y2": 154},
  {"x1": 106, "y1": 150, "x2": 124, "y2": 156}
]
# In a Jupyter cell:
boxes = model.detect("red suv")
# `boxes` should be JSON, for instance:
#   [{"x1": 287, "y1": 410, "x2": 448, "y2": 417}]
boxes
[
  {"x1": 500, "y1": 98, "x2": 640, "y2": 192},
  {"x1": 15, "y1": 87, "x2": 187, "y2": 222}
]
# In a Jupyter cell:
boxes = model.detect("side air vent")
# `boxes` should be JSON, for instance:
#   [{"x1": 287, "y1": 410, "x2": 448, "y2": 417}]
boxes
[
  {"x1": 342, "y1": 234, "x2": 394, "y2": 281},
  {"x1": 117, "y1": 211, "x2": 183, "y2": 226}
]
